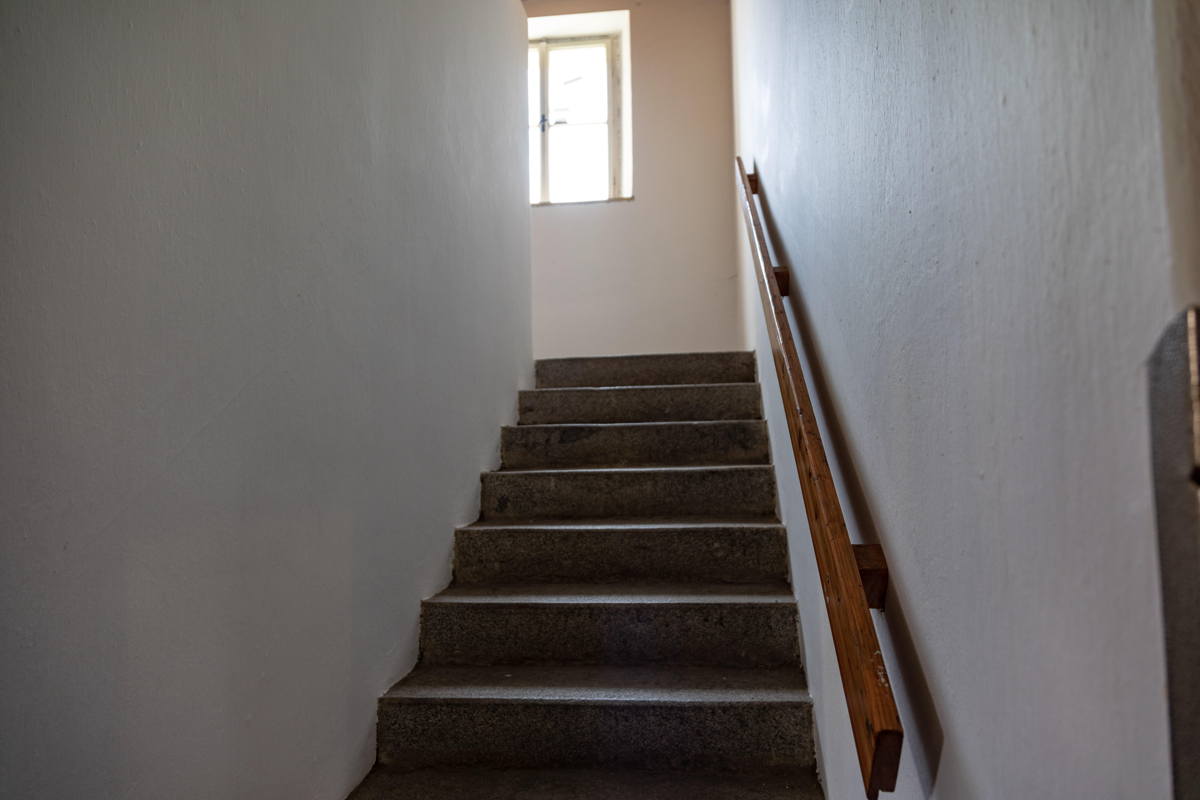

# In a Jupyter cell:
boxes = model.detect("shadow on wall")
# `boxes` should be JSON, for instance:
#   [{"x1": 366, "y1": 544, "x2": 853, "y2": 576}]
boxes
[{"x1": 754, "y1": 168, "x2": 946, "y2": 796}]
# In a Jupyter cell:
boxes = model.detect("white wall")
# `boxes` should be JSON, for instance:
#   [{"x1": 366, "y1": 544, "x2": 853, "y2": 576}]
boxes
[
  {"x1": 0, "y1": 3, "x2": 530, "y2": 799},
  {"x1": 732, "y1": 1, "x2": 1191, "y2": 797},
  {"x1": 525, "y1": 0, "x2": 741, "y2": 359},
  {"x1": 1155, "y1": 0, "x2": 1200, "y2": 300}
]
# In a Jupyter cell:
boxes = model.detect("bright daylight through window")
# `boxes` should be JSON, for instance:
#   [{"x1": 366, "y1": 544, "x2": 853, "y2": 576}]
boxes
[{"x1": 528, "y1": 11, "x2": 632, "y2": 205}]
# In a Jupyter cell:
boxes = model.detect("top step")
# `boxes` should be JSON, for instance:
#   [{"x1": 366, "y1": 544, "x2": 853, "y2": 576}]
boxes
[{"x1": 536, "y1": 352, "x2": 757, "y2": 388}]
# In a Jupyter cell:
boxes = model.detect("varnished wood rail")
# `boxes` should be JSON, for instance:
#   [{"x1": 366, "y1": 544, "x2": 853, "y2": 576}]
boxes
[{"x1": 736, "y1": 157, "x2": 903, "y2": 798}]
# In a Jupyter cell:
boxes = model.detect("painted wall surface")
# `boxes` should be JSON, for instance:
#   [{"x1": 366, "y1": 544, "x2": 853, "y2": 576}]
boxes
[
  {"x1": 731, "y1": 1, "x2": 1190, "y2": 797},
  {"x1": 525, "y1": 0, "x2": 741, "y2": 358},
  {"x1": 0, "y1": 3, "x2": 530, "y2": 799},
  {"x1": 1155, "y1": 0, "x2": 1200, "y2": 300}
]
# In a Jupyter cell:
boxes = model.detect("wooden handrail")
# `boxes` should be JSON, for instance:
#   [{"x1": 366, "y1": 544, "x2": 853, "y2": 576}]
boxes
[{"x1": 736, "y1": 157, "x2": 903, "y2": 798}]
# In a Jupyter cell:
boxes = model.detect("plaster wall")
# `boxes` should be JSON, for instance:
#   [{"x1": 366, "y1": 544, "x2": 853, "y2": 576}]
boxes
[
  {"x1": 524, "y1": 0, "x2": 740, "y2": 358},
  {"x1": 1155, "y1": 0, "x2": 1200, "y2": 300},
  {"x1": 731, "y1": 1, "x2": 1189, "y2": 797},
  {"x1": 0, "y1": 2, "x2": 530, "y2": 798}
]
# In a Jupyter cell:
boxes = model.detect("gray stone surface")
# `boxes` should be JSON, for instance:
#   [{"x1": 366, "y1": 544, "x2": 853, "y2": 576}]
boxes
[
  {"x1": 518, "y1": 384, "x2": 763, "y2": 424},
  {"x1": 378, "y1": 703, "x2": 810, "y2": 771},
  {"x1": 500, "y1": 421, "x2": 770, "y2": 469},
  {"x1": 383, "y1": 664, "x2": 809, "y2": 702},
  {"x1": 480, "y1": 466, "x2": 779, "y2": 520},
  {"x1": 536, "y1": 351, "x2": 757, "y2": 388},
  {"x1": 349, "y1": 767, "x2": 824, "y2": 800},
  {"x1": 376, "y1": 665, "x2": 812, "y2": 770},
  {"x1": 419, "y1": 583, "x2": 799, "y2": 667},
  {"x1": 454, "y1": 521, "x2": 789, "y2": 584},
  {"x1": 354, "y1": 352, "x2": 821, "y2": 799}
]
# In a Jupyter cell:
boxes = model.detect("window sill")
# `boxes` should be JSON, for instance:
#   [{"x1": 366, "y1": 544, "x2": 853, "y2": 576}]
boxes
[{"x1": 531, "y1": 196, "x2": 635, "y2": 208}]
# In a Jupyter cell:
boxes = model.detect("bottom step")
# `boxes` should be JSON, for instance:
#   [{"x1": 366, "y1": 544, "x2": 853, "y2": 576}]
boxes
[{"x1": 350, "y1": 767, "x2": 823, "y2": 800}]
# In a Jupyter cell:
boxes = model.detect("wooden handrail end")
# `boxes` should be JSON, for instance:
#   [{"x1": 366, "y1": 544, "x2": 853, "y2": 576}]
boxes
[
  {"x1": 747, "y1": 171, "x2": 760, "y2": 194},
  {"x1": 773, "y1": 267, "x2": 791, "y2": 297},
  {"x1": 854, "y1": 543, "x2": 889, "y2": 611},
  {"x1": 866, "y1": 729, "x2": 904, "y2": 798}
]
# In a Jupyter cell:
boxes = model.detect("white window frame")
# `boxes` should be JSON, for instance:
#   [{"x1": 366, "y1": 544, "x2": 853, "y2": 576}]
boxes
[{"x1": 529, "y1": 35, "x2": 623, "y2": 205}]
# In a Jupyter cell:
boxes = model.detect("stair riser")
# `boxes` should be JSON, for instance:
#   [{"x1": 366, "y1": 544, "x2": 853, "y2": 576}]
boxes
[
  {"x1": 518, "y1": 385, "x2": 763, "y2": 425},
  {"x1": 420, "y1": 603, "x2": 800, "y2": 667},
  {"x1": 480, "y1": 467, "x2": 778, "y2": 520},
  {"x1": 454, "y1": 527, "x2": 789, "y2": 584},
  {"x1": 500, "y1": 422, "x2": 770, "y2": 469},
  {"x1": 377, "y1": 701, "x2": 813, "y2": 770},
  {"x1": 536, "y1": 352, "x2": 757, "y2": 388}
]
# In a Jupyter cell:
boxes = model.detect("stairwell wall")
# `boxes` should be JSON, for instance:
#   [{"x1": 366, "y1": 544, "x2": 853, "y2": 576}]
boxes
[
  {"x1": 731, "y1": 1, "x2": 1190, "y2": 798},
  {"x1": 525, "y1": 0, "x2": 742, "y2": 358},
  {"x1": 0, "y1": 2, "x2": 530, "y2": 799}
]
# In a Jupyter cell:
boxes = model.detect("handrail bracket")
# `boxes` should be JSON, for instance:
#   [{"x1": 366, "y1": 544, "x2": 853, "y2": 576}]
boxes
[{"x1": 854, "y1": 544, "x2": 889, "y2": 611}]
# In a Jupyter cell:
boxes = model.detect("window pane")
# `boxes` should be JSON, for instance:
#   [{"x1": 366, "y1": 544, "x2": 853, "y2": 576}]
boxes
[
  {"x1": 527, "y1": 47, "x2": 541, "y2": 128},
  {"x1": 549, "y1": 123, "x2": 609, "y2": 203},
  {"x1": 529, "y1": 127, "x2": 541, "y2": 203},
  {"x1": 548, "y1": 45, "x2": 608, "y2": 125}
]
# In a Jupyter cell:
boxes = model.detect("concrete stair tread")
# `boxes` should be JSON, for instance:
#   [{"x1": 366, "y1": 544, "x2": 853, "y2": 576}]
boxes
[
  {"x1": 489, "y1": 464, "x2": 775, "y2": 475},
  {"x1": 350, "y1": 767, "x2": 823, "y2": 799},
  {"x1": 460, "y1": 518, "x2": 784, "y2": 531},
  {"x1": 429, "y1": 582, "x2": 794, "y2": 605},
  {"x1": 385, "y1": 664, "x2": 809, "y2": 704},
  {"x1": 508, "y1": 420, "x2": 765, "y2": 428},
  {"x1": 524, "y1": 382, "x2": 760, "y2": 393},
  {"x1": 420, "y1": 582, "x2": 800, "y2": 666},
  {"x1": 453, "y1": 521, "x2": 789, "y2": 585},
  {"x1": 518, "y1": 383, "x2": 763, "y2": 425},
  {"x1": 479, "y1": 465, "x2": 778, "y2": 521},
  {"x1": 501, "y1": 420, "x2": 770, "y2": 470},
  {"x1": 536, "y1": 352, "x2": 757, "y2": 389}
]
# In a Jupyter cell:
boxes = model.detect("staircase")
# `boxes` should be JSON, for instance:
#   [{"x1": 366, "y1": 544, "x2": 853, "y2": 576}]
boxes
[{"x1": 349, "y1": 352, "x2": 823, "y2": 799}]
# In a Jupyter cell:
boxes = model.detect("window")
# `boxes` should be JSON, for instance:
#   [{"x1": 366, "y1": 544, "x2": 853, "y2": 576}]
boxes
[{"x1": 528, "y1": 12, "x2": 632, "y2": 205}]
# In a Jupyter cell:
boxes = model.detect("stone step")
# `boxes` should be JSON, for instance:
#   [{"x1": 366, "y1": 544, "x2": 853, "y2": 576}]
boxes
[
  {"x1": 374, "y1": 664, "x2": 813, "y2": 772},
  {"x1": 419, "y1": 583, "x2": 799, "y2": 667},
  {"x1": 454, "y1": 520, "x2": 789, "y2": 585},
  {"x1": 536, "y1": 351, "x2": 757, "y2": 388},
  {"x1": 350, "y1": 767, "x2": 823, "y2": 799},
  {"x1": 479, "y1": 465, "x2": 778, "y2": 521},
  {"x1": 518, "y1": 384, "x2": 763, "y2": 425},
  {"x1": 500, "y1": 421, "x2": 770, "y2": 469}
]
